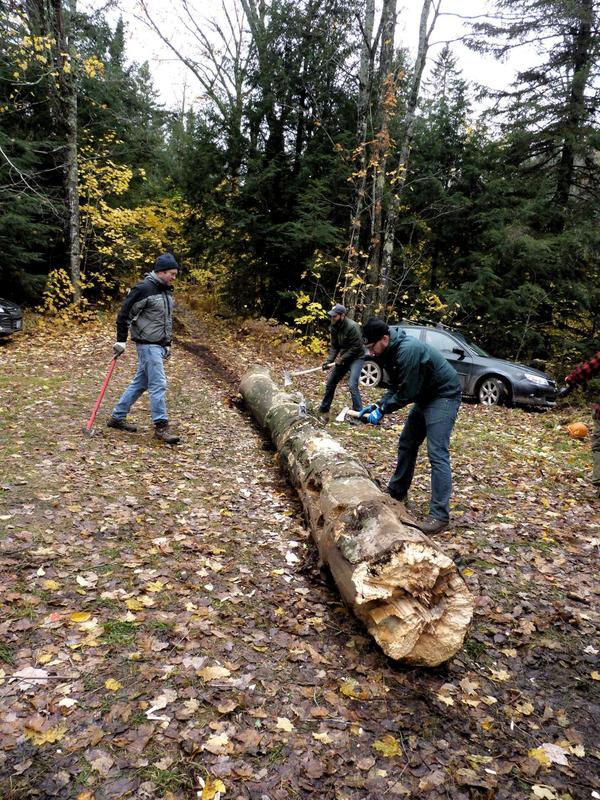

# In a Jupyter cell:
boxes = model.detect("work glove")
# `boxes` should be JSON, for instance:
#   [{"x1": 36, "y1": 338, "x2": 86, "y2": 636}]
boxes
[
  {"x1": 163, "y1": 346, "x2": 171, "y2": 360},
  {"x1": 358, "y1": 403, "x2": 383, "y2": 425},
  {"x1": 113, "y1": 341, "x2": 126, "y2": 358},
  {"x1": 322, "y1": 361, "x2": 334, "y2": 371},
  {"x1": 557, "y1": 383, "x2": 573, "y2": 399}
]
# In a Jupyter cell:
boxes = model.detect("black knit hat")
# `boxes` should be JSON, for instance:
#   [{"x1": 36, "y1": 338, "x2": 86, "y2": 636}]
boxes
[
  {"x1": 362, "y1": 317, "x2": 389, "y2": 345},
  {"x1": 154, "y1": 253, "x2": 178, "y2": 272}
]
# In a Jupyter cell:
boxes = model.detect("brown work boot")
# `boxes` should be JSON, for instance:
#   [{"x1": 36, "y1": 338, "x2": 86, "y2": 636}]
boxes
[
  {"x1": 418, "y1": 515, "x2": 449, "y2": 535},
  {"x1": 154, "y1": 421, "x2": 180, "y2": 444},
  {"x1": 107, "y1": 416, "x2": 137, "y2": 432}
]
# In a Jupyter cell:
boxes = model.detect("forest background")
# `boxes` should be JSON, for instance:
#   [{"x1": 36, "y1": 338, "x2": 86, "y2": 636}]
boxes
[{"x1": 1, "y1": 0, "x2": 599, "y2": 371}]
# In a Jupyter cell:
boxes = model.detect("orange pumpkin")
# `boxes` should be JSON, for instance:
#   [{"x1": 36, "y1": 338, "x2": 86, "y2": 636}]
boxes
[{"x1": 566, "y1": 422, "x2": 589, "y2": 439}]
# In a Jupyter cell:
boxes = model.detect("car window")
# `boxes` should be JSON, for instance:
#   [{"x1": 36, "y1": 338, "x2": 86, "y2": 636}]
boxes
[
  {"x1": 397, "y1": 326, "x2": 421, "y2": 339},
  {"x1": 464, "y1": 339, "x2": 489, "y2": 357},
  {"x1": 424, "y1": 330, "x2": 457, "y2": 353}
]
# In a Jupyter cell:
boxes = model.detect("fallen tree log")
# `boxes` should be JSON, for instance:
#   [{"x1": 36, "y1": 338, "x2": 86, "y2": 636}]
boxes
[{"x1": 240, "y1": 365, "x2": 474, "y2": 667}]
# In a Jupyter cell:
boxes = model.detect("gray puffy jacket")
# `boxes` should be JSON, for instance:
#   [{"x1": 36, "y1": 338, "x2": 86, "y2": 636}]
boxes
[{"x1": 116, "y1": 272, "x2": 174, "y2": 346}]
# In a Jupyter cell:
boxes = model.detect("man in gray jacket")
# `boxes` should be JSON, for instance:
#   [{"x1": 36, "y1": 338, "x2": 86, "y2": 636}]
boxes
[
  {"x1": 318, "y1": 303, "x2": 365, "y2": 421},
  {"x1": 107, "y1": 253, "x2": 180, "y2": 444}
]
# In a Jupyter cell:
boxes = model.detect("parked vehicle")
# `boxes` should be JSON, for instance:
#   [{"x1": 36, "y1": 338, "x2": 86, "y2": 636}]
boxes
[
  {"x1": 360, "y1": 322, "x2": 557, "y2": 408},
  {"x1": 0, "y1": 298, "x2": 23, "y2": 337}
]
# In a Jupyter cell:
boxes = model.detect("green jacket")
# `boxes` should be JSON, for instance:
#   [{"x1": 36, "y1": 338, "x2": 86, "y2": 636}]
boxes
[
  {"x1": 379, "y1": 328, "x2": 461, "y2": 412},
  {"x1": 327, "y1": 317, "x2": 365, "y2": 366}
]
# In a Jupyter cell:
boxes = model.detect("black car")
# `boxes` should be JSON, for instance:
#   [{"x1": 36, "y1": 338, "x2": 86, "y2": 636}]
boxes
[
  {"x1": 0, "y1": 298, "x2": 23, "y2": 337},
  {"x1": 360, "y1": 322, "x2": 557, "y2": 408}
]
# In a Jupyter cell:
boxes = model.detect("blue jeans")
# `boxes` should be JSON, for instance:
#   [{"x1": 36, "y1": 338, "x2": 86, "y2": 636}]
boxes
[
  {"x1": 387, "y1": 395, "x2": 461, "y2": 521},
  {"x1": 319, "y1": 359, "x2": 364, "y2": 412},
  {"x1": 112, "y1": 344, "x2": 168, "y2": 424}
]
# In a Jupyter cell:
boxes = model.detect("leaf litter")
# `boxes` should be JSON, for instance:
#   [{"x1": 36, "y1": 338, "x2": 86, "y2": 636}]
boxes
[{"x1": 0, "y1": 310, "x2": 598, "y2": 799}]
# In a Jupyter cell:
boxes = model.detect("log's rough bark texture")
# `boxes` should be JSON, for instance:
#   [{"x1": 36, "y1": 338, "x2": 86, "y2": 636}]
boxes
[{"x1": 240, "y1": 365, "x2": 473, "y2": 666}]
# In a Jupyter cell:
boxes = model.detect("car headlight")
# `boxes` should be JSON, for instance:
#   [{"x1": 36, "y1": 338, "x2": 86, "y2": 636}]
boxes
[{"x1": 523, "y1": 372, "x2": 549, "y2": 386}]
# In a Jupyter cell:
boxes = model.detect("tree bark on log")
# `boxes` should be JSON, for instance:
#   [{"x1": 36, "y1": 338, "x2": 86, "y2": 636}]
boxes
[{"x1": 240, "y1": 365, "x2": 473, "y2": 667}]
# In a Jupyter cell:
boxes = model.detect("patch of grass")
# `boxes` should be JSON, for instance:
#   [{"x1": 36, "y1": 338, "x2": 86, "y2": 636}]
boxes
[
  {"x1": 102, "y1": 620, "x2": 137, "y2": 645},
  {"x1": 464, "y1": 638, "x2": 488, "y2": 659},
  {"x1": 128, "y1": 710, "x2": 147, "y2": 728},
  {"x1": 96, "y1": 597, "x2": 120, "y2": 612},
  {"x1": 573, "y1": 676, "x2": 598, "y2": 698},
  {"x1": 10, "y1": 606, "x2": 38, "y2": 621},
  {"x1": 0, "y1": 642, "x2": 14, "y2": 665},
  {"x1": 100, "y1": 547, "x2": 121, "y2": 560},
  {"x1": 144, "y1": 620, "x2": 173, "y2": 632},
  {"x1": 266, "y1": 742, "x2": 287, "y2": 764},
  {"x1": 0, "y1": 375, "x2": 64, "y2": 388},
  {"x1": 138, "y1": 763, "x2": 193, "y2": 792},
  {"x1": 72, "y1": 760, "x2": 93, "y2": 789}
]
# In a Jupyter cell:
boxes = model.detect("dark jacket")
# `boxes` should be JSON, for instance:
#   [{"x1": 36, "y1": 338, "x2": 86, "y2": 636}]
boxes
[
  {"x1": 379, "y1": 328, "x2": 461, "y2": 413},
  {"x1": 116, "y1": 272, "x2": 174, "y2": 347},
  {"x1": 565, "y1": 351, "x2": 600, "y2": 420},
  {"x1": 327, "y1": 317, "x2": 365, "y2": 366}
]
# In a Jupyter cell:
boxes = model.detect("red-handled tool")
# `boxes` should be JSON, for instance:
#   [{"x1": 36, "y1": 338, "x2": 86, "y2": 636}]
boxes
[{"x1": 84, "y1": 357, "x2": 118, "y2": 435}]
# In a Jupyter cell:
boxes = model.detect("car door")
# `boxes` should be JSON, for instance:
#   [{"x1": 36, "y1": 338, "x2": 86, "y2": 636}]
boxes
[{"x1": 423, "y1": 329, "x2": 472, "y2": 391}]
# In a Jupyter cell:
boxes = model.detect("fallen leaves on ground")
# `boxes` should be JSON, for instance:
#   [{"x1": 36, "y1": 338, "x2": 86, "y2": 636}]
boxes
[{"x1": 0, "y1": 308, "x2": 597, "y2": 800}]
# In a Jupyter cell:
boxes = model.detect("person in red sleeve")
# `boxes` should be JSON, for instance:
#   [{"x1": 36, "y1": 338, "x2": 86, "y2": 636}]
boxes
[{"x1": 558, "y1": 351, "x2": 600, "y2": 496}]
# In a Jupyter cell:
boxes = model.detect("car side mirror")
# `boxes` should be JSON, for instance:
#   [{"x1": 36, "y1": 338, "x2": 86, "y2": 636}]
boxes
[{"x1": 452, "y1": 347, "x2": 466, "y2": 359}]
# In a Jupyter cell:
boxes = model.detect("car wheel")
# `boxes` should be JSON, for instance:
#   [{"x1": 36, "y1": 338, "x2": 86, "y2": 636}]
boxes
[
  {"x1": 477, "y1": 376, "x2": 508, "y2": 406},
  {"x1": 360, "y1": 361, "x2": 382, "y2": 388}
]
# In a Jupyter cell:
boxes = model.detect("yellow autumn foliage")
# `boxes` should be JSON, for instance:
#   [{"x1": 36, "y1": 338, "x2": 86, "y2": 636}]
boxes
[{"x1": 78, "y1": 132, "x2": 190, "y2": 281}]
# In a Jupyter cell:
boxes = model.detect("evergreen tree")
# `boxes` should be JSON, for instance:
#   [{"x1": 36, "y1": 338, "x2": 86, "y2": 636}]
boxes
[{"x1": 458, "y1": 0, "x2": 600, "y2": 357}]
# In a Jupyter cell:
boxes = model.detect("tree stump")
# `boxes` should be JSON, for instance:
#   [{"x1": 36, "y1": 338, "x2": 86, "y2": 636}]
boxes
[{"x1": 240, "y1": 365, "x2": 473, "y2": 666}]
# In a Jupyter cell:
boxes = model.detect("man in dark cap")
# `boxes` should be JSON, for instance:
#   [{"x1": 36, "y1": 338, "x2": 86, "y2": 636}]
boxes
[
  {"x1": 107, "y1": 253, "x2": 180, "y2": 444},
  {"x1": 317, "y1": 303, "x2": 365, "y2": 422},
  {"x1": 360, "y1": 318, "x2": 462, "y2": 534}
]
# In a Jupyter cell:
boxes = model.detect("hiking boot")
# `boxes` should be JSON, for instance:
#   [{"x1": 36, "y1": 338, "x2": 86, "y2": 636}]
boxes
[
  {"x1": 418, "y1": 515, "x2": 449, "y2": 535},
  {"x1": 316, "y1": 411, "x2": 330, "y2": 424},
  {"x1": 107, "y1": 416, "x2": 137, "y2": 432},
  {"x1": 154, "y1": 421, "x2": 180, "y2": 444}
]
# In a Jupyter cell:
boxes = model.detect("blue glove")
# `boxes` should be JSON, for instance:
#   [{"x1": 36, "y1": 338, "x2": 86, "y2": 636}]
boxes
[
  {"x1": 365, "y1": 406, "x2": 383, "y2": 425},
  {"x1": 357, "y1": 403, "x2": 376, "y2": 418},
  {"x1": 358, "y1": 403, "x2": 383, "y2": 425}
]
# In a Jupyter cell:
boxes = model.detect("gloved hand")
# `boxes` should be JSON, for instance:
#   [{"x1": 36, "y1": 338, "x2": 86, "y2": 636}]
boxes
[
  {"x1": 163, "y1": 346, "x2": 171, "y2": 360},
  {"x1": 113, "y1": 341, "x2": 126, "y2": 358},
  {"x1": 364, "y1": 406, "x2": 383, "y2": 425},
  {"x1": 322, "y1": 361, "x2": 333, "y2": 371},
  {"x1": 358, "y1": 403, "x2": 376, "y2": 418},
  {"x1": 557, "y1": 383, "x2": 572, "y2": 398},
  {"x1": 358, "y1": 403, "x2": 383, "y2": 425}
]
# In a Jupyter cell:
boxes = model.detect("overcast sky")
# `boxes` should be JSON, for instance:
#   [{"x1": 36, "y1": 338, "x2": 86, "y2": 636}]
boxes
[{"x1": 91, "y1": 0, "x2": 518, "y2": 114}]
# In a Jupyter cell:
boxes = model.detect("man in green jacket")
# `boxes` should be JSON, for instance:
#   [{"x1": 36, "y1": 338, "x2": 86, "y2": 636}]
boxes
[
  {"x1": 360, "y1": 318, "x2": 462, "y2": 534},
  {"x1": 318, "y1": 304, "x2": 365, "y2": 421}
]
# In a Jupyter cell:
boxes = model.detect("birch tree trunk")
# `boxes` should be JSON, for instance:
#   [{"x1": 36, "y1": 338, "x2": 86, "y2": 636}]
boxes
[
  {"x1": 240, "y1": 365, "x2": 473, "y2": 667},
  {"x1": 343, "y1": 0, "x2": 375, "y2": 317},
  {"x1": 379, "y1": 0, "x2": 436, "y2": 316},
  {"x1": 363, "y1": 0, "x2": 397, "y2": 319}
]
